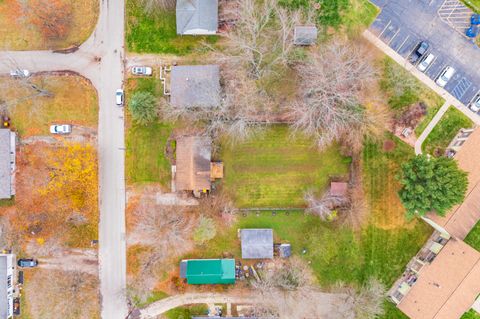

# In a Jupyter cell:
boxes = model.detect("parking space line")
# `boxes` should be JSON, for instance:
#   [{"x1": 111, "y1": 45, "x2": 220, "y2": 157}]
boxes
[
  {"x1": 397, "y1": 35, "x2": 410, "y2": 52},
  {"x1": 379, "y1": 20, "x2": 391, "y2": 38},
  {"x1": 388, "y1": 28, "x2": 401, "y2": 45}
]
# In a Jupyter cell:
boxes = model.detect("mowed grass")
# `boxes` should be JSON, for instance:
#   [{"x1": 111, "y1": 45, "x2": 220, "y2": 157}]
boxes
[
  {"x1": 220, "y1": 126, "x2": 351, "y2": 208},
  {"x1": 343, "y1": 0, "x2": 380, "y2": 34},
  {"x1": 0, "y1": 0, "x2": 98, "y2": 50},
  {"x1": 0, "y1": 75, "x2": 98, "y2": 137},
  {"x1": 125, "y1": 77, "x2": 173, "y2": 185},
  {"x1": 126, "y1": 0, "x2": 217, "y2": 54},
  {"x1": 462, "y1": 0, "x2": 480, "y2": 12},
  {"x1": 465, "y1": 220, "x2": 480, "y2": 251},
  {"x1": 423, "y1": 107, "x2": 473, "y2": 155}
]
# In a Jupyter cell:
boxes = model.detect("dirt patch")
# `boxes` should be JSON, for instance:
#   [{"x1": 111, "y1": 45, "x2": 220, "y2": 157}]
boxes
[{"x1": 383, "y1": 140, "x2": 396, "y2": 152}]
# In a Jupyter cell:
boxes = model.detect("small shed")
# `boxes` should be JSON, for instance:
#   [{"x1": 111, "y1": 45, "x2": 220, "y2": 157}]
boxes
[
  {"x1": 176, "y1": 0, "x2": 218, "y2": 35},
  {"x1": 330, "y1": 182, "x2": 348, "y2": 197},
  {"x1": 170, "y1": 65, "x2": 221, "y2": 109},
  {"x1": 240, "y1": 229, "x2": 274, "y2": 259},
  {"x1": 278, "y1": 244, "x2": 292, "y2": 258},
  {"x1": 293, "y1": 26, "x2": 318, "y2": 46},
  {"x1": 180, "y1": 259, "x2": 236, "y2": 284}
]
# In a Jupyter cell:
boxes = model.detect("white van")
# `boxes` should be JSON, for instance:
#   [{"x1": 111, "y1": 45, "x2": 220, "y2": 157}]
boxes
[
  {"x1": 436, "y1": 66, "x2": 455, "y2": 87},
  {"x1": 417, "y1": 53, "x2": 435, "y2": 72}
]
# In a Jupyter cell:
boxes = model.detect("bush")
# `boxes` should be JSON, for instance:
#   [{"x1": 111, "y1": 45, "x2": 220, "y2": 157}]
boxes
[
  {"x1": 128, "y1": 91, "x2": 158, "y2": 125},
  {"x1": 193, "y1": 216, "x2": 216, "y2": 244}
]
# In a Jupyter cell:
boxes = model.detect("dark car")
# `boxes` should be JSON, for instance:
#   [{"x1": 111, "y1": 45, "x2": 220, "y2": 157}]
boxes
[
  {"x1": 471, "y1": 14, "x2": 480, "y2": 25},
  {"x1": 17, "y1": 258, "x2": 38, "y2": 268},
  {"x1": 409, "y1": 41, "x2": 429, "y2": 64},
  {"x1": 466, "y1": 24, "x2": 479, "y2": 38},
  {"x1": 13, "y1": 297, "x2": 20, "y2": 315}
]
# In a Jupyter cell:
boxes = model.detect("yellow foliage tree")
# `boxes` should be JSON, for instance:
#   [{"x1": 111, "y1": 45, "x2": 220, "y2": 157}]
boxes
[{"x1": 41, "y1": 143, "x2": 98, "y2": 216}]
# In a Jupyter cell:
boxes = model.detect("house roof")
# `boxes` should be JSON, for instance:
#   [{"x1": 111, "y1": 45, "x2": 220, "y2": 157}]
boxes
[
  {"x1": 398, "y1": 239, "x2": 480, "y2": 319},
  {"x1": 184, "y1": 259, "x2": 235, "y2": 284},
  {"x1": 170, "y1": 65, "x2": 221, "y2": 108},
  {"x1": 293, "y1": 26, "x2": 318, "y2": 45},
  {"x1": 176, "y1": 0, "x2": 218, "y2": 35},
  {"x1": 428, "y1": 128, "x2": 480, "y2": 239},
  {"x1": 241, "y1": 229, "x2": 274, "y2": 259},
  {"x1": 0, "y1": 130, "x2": 14, "y2": 199},
  {"x1": 175, "y1": 136, "x2": 212, "y2": 192},
  {"x1": 330, "y1": 182, "x2": 348, "y2": 197}
]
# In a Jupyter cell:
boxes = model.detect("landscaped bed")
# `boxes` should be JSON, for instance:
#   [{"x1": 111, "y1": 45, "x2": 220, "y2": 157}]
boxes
[
  {"x1": 0, "y1": 0, "x2": 98, "y2": 50},
  {"x1": 422, "y1": 106, "x2": 473, "y2": 155},
  {"x1": 220, "y1": 125, "x2": 351, "y2": 208}
]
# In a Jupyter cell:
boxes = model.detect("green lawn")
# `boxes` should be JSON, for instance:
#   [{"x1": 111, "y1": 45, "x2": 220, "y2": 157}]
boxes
[
  {"x1": 165, "y1": 305, "x2": 208, "y2": 319},
  {"x1": 462, "y1": 0, "x2": 480, "y2": 12},
  {"x1": 462, "y1": 310, "x2": 480, "y2": 319},
  {"x1": 125, "y1": 77, "x2": 174, "y2": 185},
  {"x1": 423, "y1": 107, "x2": 473, "y2": 156},
  {"x1": 343, "y1": 0, "x2": 380, "y2": 34},
  {"x1": 379, "y1": 57, "x2": 445, "y2": 136},
  {"x1": 465, "y1": 220, "x2": 480, "y2": 252},
  {"x1": 126, "y1": 0, "x2": 217, "y2": 54},
  {"x1": 220, "y1": 125, "x2": 351, "y2": 208}
]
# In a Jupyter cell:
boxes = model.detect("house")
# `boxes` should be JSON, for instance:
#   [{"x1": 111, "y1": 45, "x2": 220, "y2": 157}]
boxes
[
  {"x1": 0, "y1": 254, "x2": 15, "y2": 319},
  {"x1": 293, "y1": 26, "x2": 318, "y2": 45},
  {"x1": 179, "y1": 259, "x2": 235, "y2": 285},
  {"x1": 0, "y1": 129, "x2": 16, "y2": 200},
  {"x1": 240, "y1": 229, "x2": 274, "y2": 259},
  {"x1": 176, "y1": 0, "x2": 218, "y2": 35},
  {"x1": 170, "y1": 65, "x2": 221, "y2": 109}
]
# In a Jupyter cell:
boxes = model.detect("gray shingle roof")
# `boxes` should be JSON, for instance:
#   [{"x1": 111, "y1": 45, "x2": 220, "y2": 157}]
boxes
[
  {"x1": 176, "y1": 0, "x2": 218, "y2": 35},
  {"x1": 241, "y1": 229, "x2": 274, "y2": 259},
  {"x1": 170, "y1": 65, "x2": 221, "y2": 108},
  {"x1": 0, "y1": 130, "x2": 15, "y2": 199},
  {"x1": 293, "y1": 26, "x2": 318, "y2": 45}
]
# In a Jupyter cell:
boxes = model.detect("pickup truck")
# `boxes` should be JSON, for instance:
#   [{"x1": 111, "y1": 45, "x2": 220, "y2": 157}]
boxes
[{"x1": 409, "y1": 42, "x2": 429, "y2": 64}]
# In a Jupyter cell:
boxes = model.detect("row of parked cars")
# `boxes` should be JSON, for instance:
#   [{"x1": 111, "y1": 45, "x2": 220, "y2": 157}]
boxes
[{"x1": 409, "y1": 41, "x2": 480, "y2": 113}]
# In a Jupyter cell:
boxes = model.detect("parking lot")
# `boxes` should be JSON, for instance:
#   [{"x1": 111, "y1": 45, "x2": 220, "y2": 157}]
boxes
[{"x1": 369, "y1": 0, "x2": 480, "y2": 108}]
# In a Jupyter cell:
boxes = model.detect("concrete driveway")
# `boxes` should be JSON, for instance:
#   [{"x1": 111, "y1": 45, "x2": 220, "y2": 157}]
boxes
[{"x1": 370, "y1": 0, "x2": 480, "y2": 107}]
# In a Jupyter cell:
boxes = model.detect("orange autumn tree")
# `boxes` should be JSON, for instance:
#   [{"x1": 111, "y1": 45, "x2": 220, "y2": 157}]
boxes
[
  {"x1": 41, "y1": 143, "x2": 98, "y2": 216},
  {"x1": 28, "y1": 0, "x2": 73, "y2": 39}
]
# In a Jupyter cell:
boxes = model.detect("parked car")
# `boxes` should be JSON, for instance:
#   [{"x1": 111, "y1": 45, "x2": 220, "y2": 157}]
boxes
[
  {"x1": 470, "y1": 95, "x2": 480, "y2": 113},
  {"x1": 9, "y1": 69, "x2": 30, "y2": 77},
  {"x1": 410, "y1": 41, "x2": 429, "y2": 64},
  {"x1": 50, "y1": 124, "x2": 72, "y2": 134},
  {"x1": 466, "y1": 24, "x2": 479, "y2": 38},
  {"x1": 17, "y1": 259, "x2": 38, "y2": 268},
  {"x1": 471, "y1": 14, "x2": 480, "y2": 25},
  {"x1": 417, "y1": 53, "x2": 435, "y2": 72},
  {"x1": 131, "y1": 66, "x2": 152, "y2": 76},
  {"x1": 116, "y1": 89, "x2": 124, "y2": 106},
  {"x1": 13, "y1": 298, "x2": 20, "y2": 315},
  {"x1": 435, "y1": 66, "x2": 455, "y2": 87}
]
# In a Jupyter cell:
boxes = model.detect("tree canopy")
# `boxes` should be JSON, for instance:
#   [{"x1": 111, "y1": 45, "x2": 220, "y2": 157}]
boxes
[
  {"x1": 128, "y1": 91, "x2": 158, "y2": 125},
  {"x1": 398, "y1": 155, "x2": 468, "y2": 218}
]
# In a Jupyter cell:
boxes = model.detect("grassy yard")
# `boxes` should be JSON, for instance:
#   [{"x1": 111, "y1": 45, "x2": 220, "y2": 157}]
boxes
[
  {"x1": 462, "y1": 310, "x2": 480, "y2": 319},
  {"x1": 125, "y1": 77, "x2": 174, "y2": 186},
  {"x1": 220, "y1": 125, "x2": 351, "y2": 208},
  {"x1": 126, "y1": 0, "x2": 216, "y2": 54},
  {"x1": 343, "y1": 0, "x2": 380, "y2": 34},
  {"x1": 462, "y1": 0, "x2": 480, "y2": 12},
  {"x1": 379, "y1": 57, "x2": 445, "y2": 136},
  {"x1": 465, "y1": 220, "x2": 480, "y2": 251},
  {"x1": 422, "y1": 107, "x2": 473, "y2": 155},
  {"x1": 0, "y1": 75, "x2": 98, "y2": 137},
  {"x1": 0, "y1": 0, "x2": 98, "y2": 50},
  {"x1": 165, "y1": 305, "x2": 209, "y2": 319}
]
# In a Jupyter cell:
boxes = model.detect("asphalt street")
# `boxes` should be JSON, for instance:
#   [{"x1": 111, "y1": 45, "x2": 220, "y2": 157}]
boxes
[{"x1": 370, "y1": 0, "x2": 480, "y2": 107}]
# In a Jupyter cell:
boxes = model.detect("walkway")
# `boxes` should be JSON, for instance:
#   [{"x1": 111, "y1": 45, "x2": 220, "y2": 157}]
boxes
[
  {"x1": 414, "y1": 100, "x2": 452, "y2": 154},
  {"x1": 0, "y1": 0, "x2": 127, "y2": 318}
]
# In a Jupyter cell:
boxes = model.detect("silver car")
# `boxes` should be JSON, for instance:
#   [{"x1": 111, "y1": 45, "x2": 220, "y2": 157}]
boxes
[
  {"x1": 470, "y1": 95, "x2": 480, "y2": 113},
  {"x1": 435, "y1": 66, "x2": 455, "y2": 87},
  {"x1": 50, "y1": 124, "x2": 72, "y2": 134},
  {"x1": 131, "y1": 66, "x2": 152, "y2": 76}
]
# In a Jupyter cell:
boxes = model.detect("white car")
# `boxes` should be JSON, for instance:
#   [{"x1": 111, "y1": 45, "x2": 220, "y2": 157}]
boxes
[
  {"x1": 417, "y1": 53, "x2": 435, "y2": 72},
  {"x1": 50, "y1": 124, "x2": 72, "y2": 134},
  {"x1": 470, "y1": 95, "x2": 480, "y2": 113},
  {"x1": 10, "y1": 69, "x2": 30, "y2": 77},
  {"x1": 116, "y1": 89, "x2": 124, "y2": 106},
  {"x1": 435, "y1": 66, "x2": 455, "y2": 87},
  {"x1": 131, "y1": 66, "x2": 152, "y2": 76}
]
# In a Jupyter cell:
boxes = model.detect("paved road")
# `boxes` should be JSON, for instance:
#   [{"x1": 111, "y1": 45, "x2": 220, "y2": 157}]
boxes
[{"x1": 0, "y1": 1, "x2": 127, "y2": 318}]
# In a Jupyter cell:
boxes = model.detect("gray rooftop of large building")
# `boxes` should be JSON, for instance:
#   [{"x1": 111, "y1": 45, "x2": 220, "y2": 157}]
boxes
[
  {"x1": 0, "y1": 130, "x2": 14, "y2": 199},
  {"x1": 0, "y1": 254, "x2": 13, "y2": 319},
  {"x1": 176, "y1": 0, "x2": 218, "y2": 35},
  {"x1": 293, "y1": 26, "x2": 318, "y2": 45},
  {"x1": 170, "y1": 65, "x2": 221, "y2": 109},
  {"x1": 241, "y1": 229, "x2": 274, "y2": 259}
]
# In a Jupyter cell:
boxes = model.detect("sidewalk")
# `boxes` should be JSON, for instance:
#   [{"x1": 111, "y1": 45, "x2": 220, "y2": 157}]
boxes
[{"x1": 414, "y1": 100, "x2": 452, "y2": 154}]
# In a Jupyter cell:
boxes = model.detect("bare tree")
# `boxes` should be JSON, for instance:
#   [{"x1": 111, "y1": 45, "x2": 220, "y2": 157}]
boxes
[
  {"x1": 289, "y1": 40, "x2": 382, "y2": 151},
  {"x1": 335, "y1": 278, "x2": 386, "y2": 319},
  {"x1": 27, "y1": 269, "x2": 99, "y2": 319},
  {"x1": 304, "y1": 190, "x2": 350, "y2": 221},
  {"x1": 141, "y1": 0, "x2": 175, "y2": 14}
]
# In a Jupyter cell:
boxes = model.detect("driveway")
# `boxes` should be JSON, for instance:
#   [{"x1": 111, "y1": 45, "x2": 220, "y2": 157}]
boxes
[
  {"x1": 0, "y1": 0, "x2": 127, "y2": 318},
  {"x1": 370, "y1": 0, "x2": 480, "y2": 107}
]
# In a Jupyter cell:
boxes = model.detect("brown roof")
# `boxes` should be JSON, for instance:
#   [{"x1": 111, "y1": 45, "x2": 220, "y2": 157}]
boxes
[
  {"x1": 330, "y1": 182, "x2": 348, "y2": 197},
  {"x1": 175, "y1": 136, "x2": 212, "y2": 192},
  {"x1": 428, "y1": 128, "x2": 480, "y2": 239},
  {"x1": 398, "y1": 239, "x2": 480, "y2": 319}
]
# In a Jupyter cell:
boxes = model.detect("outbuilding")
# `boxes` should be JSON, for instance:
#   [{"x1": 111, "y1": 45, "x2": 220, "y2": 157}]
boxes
[
  {"x1": 180, "y1": 259, "x2": 235, "y2": 285},
  {"x1": 240, "y1": 229, "x2": 274, "y2": 259},
  {"x1": 176, "y1": 0, "x2": 218, "y2": 35}
]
